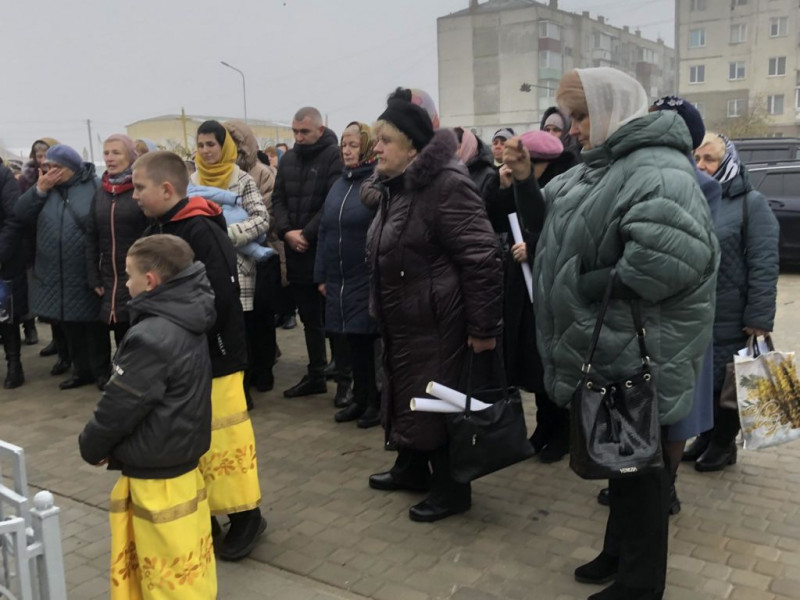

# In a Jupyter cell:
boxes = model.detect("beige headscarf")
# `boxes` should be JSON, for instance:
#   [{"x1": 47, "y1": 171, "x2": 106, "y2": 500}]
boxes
[{"x1": 576, "y1": 67, "x2": 649, "y2": 148}]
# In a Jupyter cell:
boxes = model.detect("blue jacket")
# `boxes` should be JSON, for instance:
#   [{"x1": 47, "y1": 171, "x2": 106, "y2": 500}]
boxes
[
  {"x1": 15, "y1": 164, "x2": 101, "y2": 322},
  {"x1": 711, "y1": 167, "x2": 779, "y2": 390},
  {"x1": 314, "y1": 163, "x2": 377, "y2": 334}
]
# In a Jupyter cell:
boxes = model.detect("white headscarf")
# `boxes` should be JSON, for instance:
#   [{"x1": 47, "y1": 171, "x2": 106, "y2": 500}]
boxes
[{"x1": 575, "y1": 67, "x2": 650, "y2": 148}]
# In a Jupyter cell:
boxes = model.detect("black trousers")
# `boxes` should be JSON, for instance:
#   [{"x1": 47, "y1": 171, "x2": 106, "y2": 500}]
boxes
[
  {"x1": 61, "y1": 321, "x2": 111, "y2": 381},
  {"x1": 603, "y1": 426, "x2": 670, "y2": 594},
  {"x1": 290, "y1": 283, "x2": 327, "y2": 378},
  {"x1": 347, "y1": 333, "x2": 378, "y2": 410},
  {"x1": 329, "y1": 333, "x2": 353, "y2": 386},
  {"x1": 52, "y1": 322, "x2": 70, "y2": 363},
  {"x1": 390, "y1": 445, "x2": 471, "y2": 506},
  {"x1": 534, "y1": 390, "x2": 570, "y2": 443}
]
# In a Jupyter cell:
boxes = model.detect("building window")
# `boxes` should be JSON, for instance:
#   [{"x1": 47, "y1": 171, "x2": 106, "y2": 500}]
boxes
[
  {"x1": 767, "y1": 94, "x2": 784, "y2": 115},
  {"x1": 691, "y1": 0, "x2": 706, "y2": 10},
  {"x1": 539, "y1": 21, "x2": 561, "y2": 40},
  {"x1": 770, "y1": 17, "x2": 788, "y2": 37},
  {"x1": 768, "y1": 57, "x2": 787, "y2": 76},
  {"x1": 538, "y1": 79, "x2": 559, "y2": 101},
  {"x1": 539, "y1": 50, "x2": 563, "y2": 71},
  {"x1": 593, "y1": 32, "x2": 612, "y2": 51},
  {"x1": 730, "y1": 23, "x2": 747, "y2": 44},
  {"x1": 689, "y1": 65, "x2": 705, "y2": 84},
  {"x1": 689, "y1": 28, "x2": 705, "y2": 48},
  {"x1": 727, "y1": 99, "x2": 746, "y2": 118},
  {"x1": 640, "y1": 48, "x2": 656, "y2": 64},
  {"x1": 728, "y1": 62, "x2": 746, "y2": 81}
]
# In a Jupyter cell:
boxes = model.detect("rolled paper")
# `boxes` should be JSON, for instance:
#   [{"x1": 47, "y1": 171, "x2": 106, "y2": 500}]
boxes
[
  {"x1": 508, "y1": 212, "x2": 534, "y2": 304},
  {"x1": 410, "y1": 398, "x2": 463, "y2": 413},
  {"x1": 425, "y1": 382, "x2": 492, "y2": 411}
]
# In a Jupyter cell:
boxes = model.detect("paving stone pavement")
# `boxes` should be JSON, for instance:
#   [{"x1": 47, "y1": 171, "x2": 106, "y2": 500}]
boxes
[{"x1": 2, "y1": 274, "x2": 800, "y2": 599}]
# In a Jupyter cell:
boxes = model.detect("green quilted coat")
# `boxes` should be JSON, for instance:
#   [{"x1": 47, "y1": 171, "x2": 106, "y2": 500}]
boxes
[{"x1": 533, "y1": 111, "x2": 720, "y2": 425}]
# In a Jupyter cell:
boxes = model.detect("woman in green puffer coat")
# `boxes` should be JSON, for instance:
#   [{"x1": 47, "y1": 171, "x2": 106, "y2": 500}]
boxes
[{"x1": 532, "y1": 68, "x2": 719, "y2": 600}]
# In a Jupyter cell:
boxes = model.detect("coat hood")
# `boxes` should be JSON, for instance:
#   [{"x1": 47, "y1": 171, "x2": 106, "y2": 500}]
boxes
[
  {"x1": 540, "y1": 106, "x2": 581, "y2": 155},
  {"x1": 466, "y1": 136, "x2": 494, "y2": 174},
  {"x1": 721, "y1": 164, "x2": 754, "y2": 200},
  {"x1": 294, "y1": 128, "x2": 339, "y2": 161},
  {"x1": 224, "y1": 120, "x2": 259, "y2": 172},
  {"x1": 171, "y1": 196, "x2": 223, "y2": 221},
  {"x1": 582, "y1": 111, "x2": 693, "y2": 168},
  {"x1": 128, "y1": 261, "x2": 216, "y2": 334},
  {"x1": 405, "y1": 129, "x2": 463, "y2": 190}
]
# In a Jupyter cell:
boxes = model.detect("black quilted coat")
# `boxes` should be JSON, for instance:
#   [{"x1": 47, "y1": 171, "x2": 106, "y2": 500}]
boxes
[
  {"x1": 366, "y1": 129, "x2": 504, "y2": 451},
  {"x1": 0, "y1": 165, "x2": 28, "y2": 317}
]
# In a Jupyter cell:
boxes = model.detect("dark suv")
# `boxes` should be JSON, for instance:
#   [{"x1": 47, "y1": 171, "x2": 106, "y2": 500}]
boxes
[
  {"x1": 748, "y1": 162, "x2": 800, "y2": 263},
  {"x1": 733, "y1": 138, "x2": 800, "y2": 164}
]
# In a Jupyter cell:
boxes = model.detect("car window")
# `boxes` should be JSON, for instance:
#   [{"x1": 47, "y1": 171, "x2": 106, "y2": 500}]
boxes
[
  {"x1": 757, "y1": 173, "x2": 783, "y2": 197},
  {"x1": 784, "y1": 172, "x2": 800, "y2": 194}
]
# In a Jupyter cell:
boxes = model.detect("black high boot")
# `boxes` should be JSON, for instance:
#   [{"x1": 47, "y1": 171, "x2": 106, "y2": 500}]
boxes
[
  {"x1": 2, "y1": 324, "x2": 24, "y2": 389},
  {"x1": 22, "y1": 319, "x2": 38, "y2": 345}
]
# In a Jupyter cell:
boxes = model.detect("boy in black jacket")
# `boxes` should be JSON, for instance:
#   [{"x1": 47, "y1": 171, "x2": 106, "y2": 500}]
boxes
[
  {"x1": 131, "y1": 151, "x2": 265, "y2": 561},
  {"x1": 79, "y1": 234, "x2": 217, "y2": 598}
]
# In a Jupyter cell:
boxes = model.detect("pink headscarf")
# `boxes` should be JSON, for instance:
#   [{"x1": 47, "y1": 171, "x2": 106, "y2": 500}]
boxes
[
  {"x1": 104, "y1": 134, "x2": 137, "y2": 164},
  {"x1": 457, "y1": 128, "x2": 479, "y2": 164}
]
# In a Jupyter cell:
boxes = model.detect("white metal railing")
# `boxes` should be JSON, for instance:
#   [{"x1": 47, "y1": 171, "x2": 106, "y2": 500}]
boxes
[{"x1": 0, "y1": 441, "x2": 66, "y2": 600}]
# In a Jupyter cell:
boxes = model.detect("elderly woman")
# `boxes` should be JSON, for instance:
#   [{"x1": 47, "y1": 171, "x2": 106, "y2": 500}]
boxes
[
  {"x1": 86, "y1": 135, "x2": 149, "y2": 348},
  {"x1": 191, "y1": 120, "x2": 269, "y2": 407},
  {"x1": 365, "y1": 88, "x2": 503, "y2": 522},
  {"x1": 689, "y1": 133, "x2": 779, "y2": 472},
  {"x1": 15, "y1": 144, "x2": 109, "y2": 390},
  {"x1": 0, "y1": 162, "x2": 25, "y2": 387},
  {"x1": 314, "y1": 122, "x2": 381, "y2": 427},
  {"x1": 533, "y1": 68, "x2": 718, "y2": 599}
]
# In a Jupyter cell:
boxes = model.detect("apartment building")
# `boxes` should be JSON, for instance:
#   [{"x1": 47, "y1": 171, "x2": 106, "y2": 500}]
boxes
[
  {"x1": 437, "y1": 0, "x2": 675, "y2": 140},
  {"x1": 676, "y1": 0, "x2": 800, "y2": 137}
]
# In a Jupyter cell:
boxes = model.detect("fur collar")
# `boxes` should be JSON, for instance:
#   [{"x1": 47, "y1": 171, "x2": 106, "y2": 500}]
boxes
[{"x1": 405, "y1": 129, "x2": 460, "y2": 190}]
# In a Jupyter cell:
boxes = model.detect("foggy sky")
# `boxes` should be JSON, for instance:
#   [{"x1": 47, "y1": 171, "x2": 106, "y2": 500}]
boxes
[{"x1": 0, "y1": 0, "x2": 674, "y2": 157}]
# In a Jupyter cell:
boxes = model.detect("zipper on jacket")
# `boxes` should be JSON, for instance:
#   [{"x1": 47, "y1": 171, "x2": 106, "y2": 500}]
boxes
[
  {"x1": 337, "y1": 183, "x2": 353, "y2": 331},
  {"x1": 109, "y1": 199, "x2": 118, "y2": 324}
]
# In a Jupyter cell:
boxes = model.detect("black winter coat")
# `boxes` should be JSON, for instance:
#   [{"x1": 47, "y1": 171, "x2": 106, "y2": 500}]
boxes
[
  {"x1": 145, "y1": 197, "x2": 248, "y2": 378},
  {"x1": 712, "y1": 168, "x2": 779, "y2": 391},
  {"x1": 0, "y1": 166, "x2": 28, "y2": 318},
  {"x1": 272, "y1": 129, "x2": 343, "y2": 284},
  {"x1": 79, "y1": 262, "x2": 215, "y2": 479},
  {"x1": 465, "y1": 138, "x2": 498, "y2": 208},
  {"x1": 86, "y1": 179, "x2": 149, "y2": 324},
  {"x1": 366, "y1": 129, "x2": 504, "y2": 451},
  {"x1": 314, "y1": 162, "x2": 377, "y2": 335}
]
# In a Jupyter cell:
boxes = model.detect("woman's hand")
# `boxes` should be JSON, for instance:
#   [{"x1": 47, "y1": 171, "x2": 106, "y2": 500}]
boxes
[
  {"x1": 36, "y1": 167, "x2": 62, "y2": 194},
  {"x1": 468, "y1": 336, "x2": 496, "y2": 353},
  {"x1": 511, "y1": 242, "x2": 528, "y2": 263},
  {"x1": 318, "y1": 283, "x2": 326, "y2": 297},
  {"x1": 743, "y1": 327, "x2": 770, "y2": 337},
  {"x1": 498, "y1": 165, "x2": 513, "y2": 189},
  {"x1": 94, "y1": 287, "x2": 105, "y2": 297},
  {"x1": 502, "y1": 138, "x2": 532, "y2": 182},
  {"x1": 285, "y1": 230, "x2": 309, "y2": 253}
]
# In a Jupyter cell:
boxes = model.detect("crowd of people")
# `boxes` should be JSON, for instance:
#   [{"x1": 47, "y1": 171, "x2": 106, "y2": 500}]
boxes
[{"x1": 0, "y1": 66, "x2": 780, "y2": 600}]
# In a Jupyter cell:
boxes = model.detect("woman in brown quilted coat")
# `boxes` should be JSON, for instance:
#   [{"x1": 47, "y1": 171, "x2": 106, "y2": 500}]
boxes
[{"x1": 365, "y1": 88, "x2": 504, "y2": 523}]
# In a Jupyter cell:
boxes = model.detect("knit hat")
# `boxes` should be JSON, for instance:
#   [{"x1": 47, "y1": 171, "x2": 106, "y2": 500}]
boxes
[
  {"x1": 378, "y1": 88, "x2": 435, "y2": 151},
  {"x1": 543, "y1": 112, "x2": 565, "y2": 131},
  {"x1": 492, "y1": 128, "x2": 515, "y2": 142},
  {"x1": 45, "y1": 144, "x2": 83, "y2": 173},
  {"x1": 651, "y1": 96, "x2": 705, "y2": 150},
  {"x1": 104, "y1": 134, "x2": 137, "y2": 163},
  {"x1": 519, "y1": 130, "x2": 564, "y2": 162}
]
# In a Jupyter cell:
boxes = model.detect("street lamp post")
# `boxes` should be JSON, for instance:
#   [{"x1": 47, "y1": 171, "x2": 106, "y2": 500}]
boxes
[{"x1": 220, "y1": 61, "x2": 248, "y2": 123}]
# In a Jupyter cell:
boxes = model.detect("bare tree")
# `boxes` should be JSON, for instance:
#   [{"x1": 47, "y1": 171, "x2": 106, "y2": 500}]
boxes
[{"x1": 713, "y1": 94, "x2": 773, "y2": 138}]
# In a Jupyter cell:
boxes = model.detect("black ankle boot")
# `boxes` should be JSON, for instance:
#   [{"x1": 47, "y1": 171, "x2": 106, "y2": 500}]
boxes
[
  {"x1": 333, "y1": 381, "x2": 353, "y2": 408},
  {"x1": 219, "y1": 508, "x2": 266, "y2": 561},
  {"x1": 22, "y1": 320, "x2": 38, "y2": 345},
  {"x1": 357, "y1": 404, "x2": 381, "y2": 429},
  {"x1": 575, "y1": 551, "x2": 618, "y2": 584},
  {"x1": 669, "y1": 477, "x2": 681, "y2": 515},
  {"x1": 335, "y1": 402, "x2": 364, "y2": 423},
  {"x1": 695, "y1": 442, "x2": 737, "y2": 472},
  {"x1": 2, "y1": 325, "x2": 24, "y2": 389},
  {"x1": 682, "y1": 431, "x2": 711, "y2": 462}
]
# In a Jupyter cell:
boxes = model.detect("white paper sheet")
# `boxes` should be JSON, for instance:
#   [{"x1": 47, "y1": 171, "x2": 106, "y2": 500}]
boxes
[{"x1": 508, "y1": 212, "x2": 534, "y2": 304}]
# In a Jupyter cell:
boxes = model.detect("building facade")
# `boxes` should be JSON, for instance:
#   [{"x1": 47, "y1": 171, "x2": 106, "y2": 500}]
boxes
[
  {"x1": 437, "y1": 0, "x2": 675, "y2": 140},
  {"x1": 676, "y1": 0, "x2": 800, "y2": 137},
  {"x1": 126, "y1": 115, "x2": 294, "y2": 155}
]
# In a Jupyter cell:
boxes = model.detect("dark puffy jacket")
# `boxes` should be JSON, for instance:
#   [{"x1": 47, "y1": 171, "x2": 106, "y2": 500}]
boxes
[
  {"x1": 145, "y1": 197, "x2": 248, "y2": 378},
  {"x1": 712, "y1": 167, "x2": 779, "y2": 390},
  {"x1": 0, "y1": 166, "x2": 27, "y2": 317},
  {"x1": 86, "y1": 179, "x2": 149, "y2": 324},
  {"x1": 314, "y1": 162, "x2": 377, "y2": 334},
  {"x1": 366, "y1": 130, "x2": 504, "y2": 450},
  {"x1": 272, "y1": 128, "x2": 343, "y2": 284},
  {"x1": 15, "y1": 164, "x2": 101, "y2": 322},
  {"x1": 465, "y1": 137, "x2": 498, "y2": 207},
  {"x1": 534, "y1": 111, "x2": 719, "y2": 425},
  {"x1": 79, "y1": 262, "x2": 215, "y2": 479}
]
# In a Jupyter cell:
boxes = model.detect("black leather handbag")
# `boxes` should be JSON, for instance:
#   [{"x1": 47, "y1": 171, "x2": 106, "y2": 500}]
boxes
[
  {"x1": 569, "y1": 270, "x2": 664, "y2": 480},
  {"x1": 448, "y1": 350, "x2": 535, "y2": 484}
]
